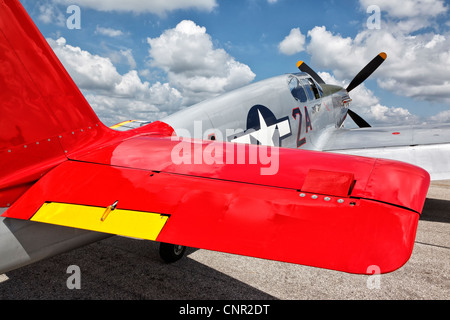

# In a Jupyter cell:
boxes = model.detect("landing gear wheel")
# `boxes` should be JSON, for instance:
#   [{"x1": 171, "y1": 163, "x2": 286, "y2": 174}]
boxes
[{"x1": 159, "y1": 243, "x2": 186, "y2": 263}]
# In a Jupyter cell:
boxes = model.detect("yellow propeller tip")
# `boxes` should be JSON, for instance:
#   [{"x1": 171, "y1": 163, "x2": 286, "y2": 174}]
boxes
[
  {"x1": 297, "y1": 61, "x2": 304, "y2": 68},
  {"x1": 379, "y1": 52, "x2": 387, "y2": 60}
]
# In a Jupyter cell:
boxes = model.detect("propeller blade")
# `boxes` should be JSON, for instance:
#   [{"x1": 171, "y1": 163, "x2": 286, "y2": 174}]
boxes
[
  {"x1": 297, "y1": 61, "x2": 325, "y2": 84},
  {"x1": 346, "y1": 52, "x2": 387, "y2": 93},
  {"x1": 347, "y1": 109, "x2": 371, "y2": 128}
]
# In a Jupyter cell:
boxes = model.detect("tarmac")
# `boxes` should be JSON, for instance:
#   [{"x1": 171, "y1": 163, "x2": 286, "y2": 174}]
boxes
[{"x1": 0, "y1": 181, "x2": 448, "y2": 300}]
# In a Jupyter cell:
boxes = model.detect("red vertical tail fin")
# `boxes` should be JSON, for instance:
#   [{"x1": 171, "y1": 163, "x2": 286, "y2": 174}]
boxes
[{"x1": 0, "y1": 0, "x2": 110, "y2": 206}]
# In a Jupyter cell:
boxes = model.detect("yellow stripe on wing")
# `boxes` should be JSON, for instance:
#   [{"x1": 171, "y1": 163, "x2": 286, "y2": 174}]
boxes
[{"x1": 31, "y1": 202, "x2": 169, "y2": 241}]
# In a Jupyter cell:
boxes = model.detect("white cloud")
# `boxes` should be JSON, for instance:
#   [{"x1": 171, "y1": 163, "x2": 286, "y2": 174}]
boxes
[
  {"x1": 48, "y1": 37, "x2": 122, "y2": 90},
  {"x1": 360, "y1": 0, "x2": 447, "y2": 19},
  {"x1": 368, "y1": 104, "x2": 418, "y2": 124},
  {"x1": 85, "y1": 80, "x2": 182, "y2": 125},
  {"x1": 120, "y1": 49, "x2": 137, "y2": 70},
  {"x1": 45, "y1": 19, "x2": 254, "y2": 125},
  {"x1": 374, "y1": 32, "x2": 450, "y2": 103},
  {"x1": 300, "y1": 0, "x2": 450, "y2": 119},
  {"x1": 147, "y1": 20, "x2": 255, "y2": 105},
  {"x1": 38, "y1": 2, "x2": 65, "y2": 26},
  {"x1": 47, "y1": 37, "x2": 182, "y2": 126},
  {"x1": 307, "y1": 26, "x2": 379, "y2": 79},
  {"x1": 361, "y1": 0, "x2": 448, "y2": 33},
  {"x1": 95, "y1": 26, "x2": 124, "y2": 37},
  {"x1": 278, "y1": 28, "x2": 306, "y2": 55},
  {"x1": 54, "y1": 0, "x2": 217, "y2": 15},
  {"x1": 306, "y1": 23, "x2": 450, "y2": 104},
  {"x1": 430, "y1": 110, "x2": 450, "y2": 122}
]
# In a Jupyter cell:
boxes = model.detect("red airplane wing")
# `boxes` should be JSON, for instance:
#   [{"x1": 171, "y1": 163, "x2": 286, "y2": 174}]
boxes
[{"x1": 3, "y1": 133, "x2": 430, "y2": 274}]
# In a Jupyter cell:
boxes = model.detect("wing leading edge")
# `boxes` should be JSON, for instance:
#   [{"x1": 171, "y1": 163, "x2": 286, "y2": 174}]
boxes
[{"x1": 3, "y1": 135, "x2": 430, "y2": 274}]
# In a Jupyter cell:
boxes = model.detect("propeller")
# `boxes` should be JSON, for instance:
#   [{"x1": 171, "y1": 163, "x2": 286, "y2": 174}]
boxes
[
  {"x1": 344, "y1": 52, "x2": 387, "y2": 127},
  {"x1": 346, "y1": 52, "x2": 387, "y2": 92},
  {"x1": 297, "y1": 61, "x2": 325, "y2": 84},
  {"x1": 296, "y1": 52, "x2": 387, "y2": 128},
  {"x1": 347, "y1": 109, "x2": 371, "y2": 128}
]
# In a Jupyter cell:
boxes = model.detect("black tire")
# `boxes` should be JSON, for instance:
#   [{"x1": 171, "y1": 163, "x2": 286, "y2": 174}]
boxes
[{"x1": 159, "y1": 243, "x2": 186, "y2": 263}]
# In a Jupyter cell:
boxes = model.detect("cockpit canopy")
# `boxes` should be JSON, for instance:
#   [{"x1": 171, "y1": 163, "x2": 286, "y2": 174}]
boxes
[{"x1": 288, "y1": 73, "x2": 323, "y2": 103}]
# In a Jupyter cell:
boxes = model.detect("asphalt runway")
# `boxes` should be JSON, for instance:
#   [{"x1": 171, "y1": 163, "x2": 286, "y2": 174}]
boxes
[{"x1": 0, "y1": 181, "x2": 448, "y2": 300}]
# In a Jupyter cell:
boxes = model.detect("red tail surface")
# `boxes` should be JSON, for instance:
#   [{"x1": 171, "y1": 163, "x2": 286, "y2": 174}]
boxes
[{"x1": 0, "y1": 0, "x2": 114, "y2": 206}]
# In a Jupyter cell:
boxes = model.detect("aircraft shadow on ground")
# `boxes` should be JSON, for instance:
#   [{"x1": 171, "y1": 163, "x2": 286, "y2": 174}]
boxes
[
  {"x1": 420, "y1": 198, "x2": 450, "y2": 224},
  {"x1": 0, "y1": 236, "x2": 275, "y2": 300}
]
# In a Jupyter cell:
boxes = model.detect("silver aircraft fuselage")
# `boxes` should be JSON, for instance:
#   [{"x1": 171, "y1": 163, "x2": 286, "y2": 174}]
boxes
[{"x1": 162, "y1": 73, "x2": 350, "y2": 151}]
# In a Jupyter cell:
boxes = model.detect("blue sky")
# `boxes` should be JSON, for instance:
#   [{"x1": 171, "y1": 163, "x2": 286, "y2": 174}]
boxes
[{"x1": 19, "y1": 0, "x2": 450, "y2": 126}]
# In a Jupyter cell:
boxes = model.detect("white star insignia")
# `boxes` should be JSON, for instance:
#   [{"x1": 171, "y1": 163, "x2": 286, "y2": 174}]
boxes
[{"x1": 231, "y1": 110, "x2": 291, "y2": 147}]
